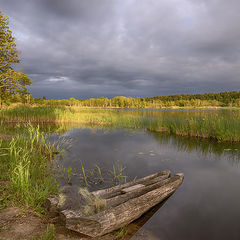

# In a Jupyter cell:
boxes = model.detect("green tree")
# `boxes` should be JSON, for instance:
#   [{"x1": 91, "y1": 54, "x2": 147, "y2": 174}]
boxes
[{"x1": 0, "y1": 11, "x2": 32, "y2": 105}]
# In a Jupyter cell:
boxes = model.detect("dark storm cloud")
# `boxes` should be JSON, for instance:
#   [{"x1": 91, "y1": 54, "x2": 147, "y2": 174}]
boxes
[{"x1": 0, "y1": 0, "x2": 239, "y2": 98}]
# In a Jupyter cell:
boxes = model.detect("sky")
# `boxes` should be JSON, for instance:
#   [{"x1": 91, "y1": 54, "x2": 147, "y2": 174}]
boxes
[{"x1": 0, "y1": 0, "x2": 240, "y2": 99}]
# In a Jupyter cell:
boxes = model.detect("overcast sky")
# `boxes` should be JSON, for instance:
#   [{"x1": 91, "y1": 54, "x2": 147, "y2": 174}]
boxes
[{"x1": 1, "y1": 0, "x2": 239, "y2": 99}]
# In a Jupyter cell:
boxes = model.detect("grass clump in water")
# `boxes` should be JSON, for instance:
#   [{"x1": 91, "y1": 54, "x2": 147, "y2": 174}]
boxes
[{"x1": 112, "y1": 161, "x2": 127, "y2": 185}]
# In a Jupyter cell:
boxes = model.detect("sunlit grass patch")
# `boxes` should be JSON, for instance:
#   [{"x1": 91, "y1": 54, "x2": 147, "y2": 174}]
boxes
[
  {"x1": 1, "y1": 106, "x2": 240, "y2": 142},
  {"x1": 0, "y1": 124, "x2": 59, "y2": 213}
]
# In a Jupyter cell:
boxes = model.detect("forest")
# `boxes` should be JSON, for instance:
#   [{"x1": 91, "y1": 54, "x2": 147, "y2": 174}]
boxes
[{"x1": 28, "y1": 91, "x2": 240, "y2": 108}]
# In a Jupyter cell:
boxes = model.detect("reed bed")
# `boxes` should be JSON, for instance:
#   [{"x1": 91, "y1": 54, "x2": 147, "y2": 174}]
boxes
[
  {"x1": 147, "y1": 113, "x2": 240, "y2": 142},
  {"x1": 1, "y1": 106, "x2": 240, "y2": 142}
]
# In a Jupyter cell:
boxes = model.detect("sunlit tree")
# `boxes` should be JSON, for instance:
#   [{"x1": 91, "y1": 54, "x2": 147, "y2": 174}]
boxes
[{"x1": 0, "y1": 11, "x2": 32, "y2": 105}]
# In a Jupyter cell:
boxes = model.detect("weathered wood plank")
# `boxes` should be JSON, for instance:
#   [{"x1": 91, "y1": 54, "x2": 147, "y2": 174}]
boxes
[
  {"x1": 106, "y1": 174, "x2": 181, "y2": 208},
  {"x1": 92, "y1": 170, "x2": 171, "y2": 199},
  {"x1": 121, "y1": 184, "x2": 145, "y2": 193},
  {"x1": 62, "y1": 173, "x2": 184, "y2": 237}
]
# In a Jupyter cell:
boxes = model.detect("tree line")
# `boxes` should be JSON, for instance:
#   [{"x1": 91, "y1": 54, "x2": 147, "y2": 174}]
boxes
[{"x1": 30, "y1": 92, "x2": 240, "y2": 108}]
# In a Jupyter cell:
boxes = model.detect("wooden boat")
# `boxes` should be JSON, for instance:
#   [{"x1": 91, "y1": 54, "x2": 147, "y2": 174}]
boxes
[{"x1": 46, "y1": 170, "x2": 183, "y2": 237}]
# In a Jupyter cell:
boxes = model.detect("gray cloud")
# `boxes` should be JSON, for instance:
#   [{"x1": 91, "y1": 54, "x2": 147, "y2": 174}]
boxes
[{"x1": 0, "y1": 0, "x2": 239, "y2": 99}]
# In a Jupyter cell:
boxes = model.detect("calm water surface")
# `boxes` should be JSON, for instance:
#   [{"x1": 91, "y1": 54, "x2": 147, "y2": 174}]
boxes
[{"x1": 55, "y1": 117, "x2": 240, "y2": 240}]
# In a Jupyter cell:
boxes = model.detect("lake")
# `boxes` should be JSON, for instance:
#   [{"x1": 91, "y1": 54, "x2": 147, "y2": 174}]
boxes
[
  {"x1": 3, "y1": 108, "x2": 240, "y2": 239},
  {"x1": 47, "y1": 109, "x2": 240, "y2": 240}
]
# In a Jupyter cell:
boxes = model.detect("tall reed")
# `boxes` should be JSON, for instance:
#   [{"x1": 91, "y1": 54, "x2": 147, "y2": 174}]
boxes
[
  {"x1": 0, "y1": 124, "x2": 58, "y2": 212},
  {"x1": 1, "y1": 106, "x2": 240, "y2": 142}
]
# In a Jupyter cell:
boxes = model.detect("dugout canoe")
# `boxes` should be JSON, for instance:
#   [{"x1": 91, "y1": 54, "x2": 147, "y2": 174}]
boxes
[{"x1": 46, "y1": 170, "x2": 184, "y2": 237}]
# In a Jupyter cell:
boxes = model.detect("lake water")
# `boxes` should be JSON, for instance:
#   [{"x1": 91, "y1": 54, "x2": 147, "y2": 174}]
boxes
[
  {"x1": 3, "y1": 109, "x2": 240, "y2": 239},
  {"x1": 51, "y1": 109, "x2": 240, "y2": 240}
]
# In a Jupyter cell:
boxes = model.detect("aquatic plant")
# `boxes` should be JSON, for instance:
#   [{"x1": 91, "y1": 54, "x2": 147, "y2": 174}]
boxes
[
  {"x1": 112, "y1": 161, "x2": 127, "y2": 185},
  {"x1": 67, "y1": 167, "x2": 72, "y2": 184},
  {"x1": 80, "y1": 160, "x2": 88, "y2": 185},
  {"x1": 1, "y1": 106, "x2": 240, "y2": 141},
  {"x1": 95, "y1": 164, "x2": 104, "y2": 183}
]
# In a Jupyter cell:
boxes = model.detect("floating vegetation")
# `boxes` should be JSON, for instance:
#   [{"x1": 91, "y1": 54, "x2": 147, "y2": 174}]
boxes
[{"x1": 224, "y1": 149, "x2": 239, "y2": 151}]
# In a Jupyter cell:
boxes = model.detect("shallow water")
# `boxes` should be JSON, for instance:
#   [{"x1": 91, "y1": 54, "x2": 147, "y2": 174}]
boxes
[{"x1": 56, "y1": 126, "x2": 240, "y2": 240}]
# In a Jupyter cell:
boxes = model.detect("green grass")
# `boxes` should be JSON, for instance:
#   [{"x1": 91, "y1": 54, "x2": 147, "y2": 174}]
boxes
[
  {"x1": 31, "y1": 224, "x2": 57, "y2": 240},
  {"x1": 114, "y1": 226, "x2": 129, "y2": 239},
  {"x1": 147, "y1": 112, "x2": 240, "y2": 142},
  {"x1": 1, "y1": 106, "x2": 240, "y2": 142},
  {"x1": 40, "y1": 225, "x2": 57, "y2": 240},
  {"x1": 0, "y1": 124, "x2": 59, "y2": 213},
  {"x1": 95, "y1": 165, "x2": 104, "y2": 183},
  {"x1": 112, "y1": 161, "x2": 127, "y2": 185},
  {"x1": 80, "y1": 160, "x2": 88, "y2": 186}
]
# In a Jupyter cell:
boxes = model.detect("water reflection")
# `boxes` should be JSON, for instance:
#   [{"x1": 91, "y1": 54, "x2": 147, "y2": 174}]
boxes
[
  {"x1": 121, "y1": 200, "x2": 167, "y2": 240},
  {"x1": 149, "y1": 131, "x2": 240, "y2": 165}
]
